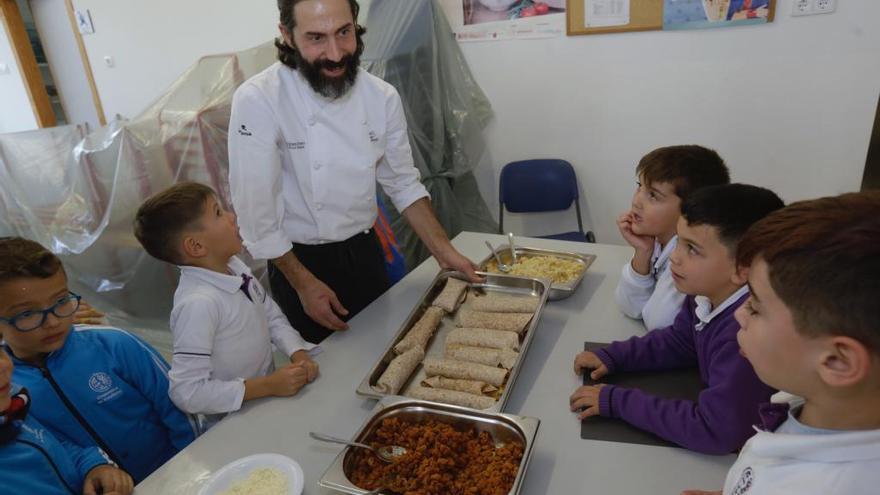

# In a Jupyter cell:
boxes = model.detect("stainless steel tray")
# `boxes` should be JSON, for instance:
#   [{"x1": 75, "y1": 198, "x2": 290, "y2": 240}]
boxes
[
  {"x1": 355, "y1": 270, "x2": 550, "y2": 412},
  {"x1": 478, "y1": 246, "x2": 596, "y2": 300},
  {"x1": 318, "y1": 396, "x2": 540, "y2": 495}
]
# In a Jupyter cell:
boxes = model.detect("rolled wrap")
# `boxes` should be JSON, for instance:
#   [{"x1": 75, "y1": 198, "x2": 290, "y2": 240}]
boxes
[
  {"x1": 422, "y1": 375, "x2": 497, "y2": 395},
  {"x1": 373, "y1": 345, "x2": 424, "y2": 395},
  {"x1": 446, "y1": 327, "x2": 520, "y2": 351},
  {"x1": 393, "y1": 306, "x2": 444, "y2": 355},
  {"x1": 422, "y1": 357, "x2": 508, "y2": 387},
  {"x1": 431, "y1": 277, "x2": 469, "y2": 313},
  {"x1": 457, "y1": 310, "x2": 532, "y2": 334},
  {"x1": 470, "y1": 293, "x2": 539, "y2": 313},
  {"x1": 409, "y1": 385, "x2": 496, "y2": 410},
  {"x1": 445, "y1": 345, "x2": 519, "y2": 370}
]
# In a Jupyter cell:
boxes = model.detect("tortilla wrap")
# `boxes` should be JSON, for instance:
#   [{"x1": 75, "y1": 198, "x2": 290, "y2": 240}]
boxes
[
  {"x1": 373, "y1": 345, "x2": 424, "y2": 395},
  {"x1": 393, "y1": 306, "x2": 444, "y2": 355},
  {"x1": 431, "y1": 277, "x2": 469, "y2": 313},
  {"x1": 445, "y1": 345, "x2": 519, "y2": 370},
  {"x1": 470, "y1": 293, "x2": 539, "y2": 313},
  {"x1": 457, "y1": 310, "x2": 532, "y2": 334},
  {"x1": 446, "y1": 327, "x2": 520, "y2": 351},
  {"x1": 422, "y1": 375, "x2": 497, "y2": 395},
  {"x1": 409, "y1": 385, "x2": 496, "y2": 410},
  {"x1": 422, "y1": 357, "x2": 508, "y2": 387}
]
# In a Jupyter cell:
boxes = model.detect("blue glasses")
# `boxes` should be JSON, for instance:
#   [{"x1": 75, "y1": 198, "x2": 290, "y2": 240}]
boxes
[{"x1": 0, "y1": 293, "x2": 82, "y2": 332}]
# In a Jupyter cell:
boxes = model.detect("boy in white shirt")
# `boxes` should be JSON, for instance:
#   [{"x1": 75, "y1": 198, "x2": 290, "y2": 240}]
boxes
[
  {"x1": 615, "y1": 145, "x2": 729, "y2": 331},
  {"x1": 683, "y1": 191, "x2": 880, "y2": 495},
  {"x1": 134, "y1": 182, "x2": 317, "y2": 428}
]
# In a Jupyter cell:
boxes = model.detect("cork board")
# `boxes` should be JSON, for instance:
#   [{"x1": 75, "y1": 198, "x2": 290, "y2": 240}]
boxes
[{"x1": 567, "y1": 0, "x2": 664, "y2": 36}]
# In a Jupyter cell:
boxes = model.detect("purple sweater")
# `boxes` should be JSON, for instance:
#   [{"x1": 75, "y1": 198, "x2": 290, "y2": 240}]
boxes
[{"x1": 595, "y1": 293, "x2": 775, "y2": 454}]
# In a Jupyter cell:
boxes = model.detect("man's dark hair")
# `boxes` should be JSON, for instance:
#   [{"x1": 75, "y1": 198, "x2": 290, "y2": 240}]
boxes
[
  {"x1": 681, "y1": 183, "x2": 784, "y2": 251},
  {"x1": 133, "y1": 182, "x2": 216, "y2": 265},
  {"x1": 737, "y1": 191, "x2": 880, "y2": 354},
  {"x1": 0, "y1": 237, "x2": 64, "y2": 284},
  {"x1": 275, "y1": 0, "x2": 367, "y2": 70},
  {"x1": 636, "y1": 145, "x2": 730, "y2": 203}
]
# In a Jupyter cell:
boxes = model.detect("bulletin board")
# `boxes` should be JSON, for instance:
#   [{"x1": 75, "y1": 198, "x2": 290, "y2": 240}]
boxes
[{"x1": 568, "y1": 0, "x2": 776, "y2": 36}]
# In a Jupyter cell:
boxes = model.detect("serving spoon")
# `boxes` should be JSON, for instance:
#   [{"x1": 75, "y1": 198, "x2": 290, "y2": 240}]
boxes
[
  {"x1": 309, "y1": 432, "x2": 407, "y2": 463},
  {"x1": 485, "y1": 241, "x2": 511, "y2": 273}
]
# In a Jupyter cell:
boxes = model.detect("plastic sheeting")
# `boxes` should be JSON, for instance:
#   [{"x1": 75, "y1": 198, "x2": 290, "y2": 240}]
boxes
[
  {"x1": 0, "y1": 0, "x2": 496, "y2": 347},
  {"x1": 364, "y1": 0, "x2": 498, "y2": 269}
]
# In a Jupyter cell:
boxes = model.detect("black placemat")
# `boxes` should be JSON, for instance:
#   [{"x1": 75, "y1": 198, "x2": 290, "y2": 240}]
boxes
[{"x1": 579, "y1": 342, "x2": 705, "y2": 448}]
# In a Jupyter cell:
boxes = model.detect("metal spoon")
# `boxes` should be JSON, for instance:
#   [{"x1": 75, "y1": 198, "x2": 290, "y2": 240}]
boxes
[
  {"x1": 309, "y1": 432, "x2": 407, "y2": 463},
  {"x1": 484, "y1": 241, "x2": 511, "y2": 273},
  {"x1": 507, "y1": 232, "x2": 518, "y2": 265}
]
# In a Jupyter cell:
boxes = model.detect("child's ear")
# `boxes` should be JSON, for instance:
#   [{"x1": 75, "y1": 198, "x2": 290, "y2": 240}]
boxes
[
  {"x1": 816, "y1": 336, "x2": 871, "y2": 388},
  {"x1": 181, "y1": 234, "x2": 205, "y2": 259},
  {"x1": 731, "y1": 264, "x2": 749, "y2": 286}
]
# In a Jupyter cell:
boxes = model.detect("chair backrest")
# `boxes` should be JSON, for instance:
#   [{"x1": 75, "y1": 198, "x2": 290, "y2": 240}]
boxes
[{"x1": 500, "y1": 159, "x2": 578, "y2": 213}]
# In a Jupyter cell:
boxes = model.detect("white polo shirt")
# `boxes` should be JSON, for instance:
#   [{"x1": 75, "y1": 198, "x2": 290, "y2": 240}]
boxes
[
  {"x1": 168, "y1": 256, "x2": 313, "y2": 426},
  {"x1": 228, "y1": 62, "x2": 430, "y2": 260},
  {"x1": 614, "y1": 236, "x2": 685, "y2": 331}
]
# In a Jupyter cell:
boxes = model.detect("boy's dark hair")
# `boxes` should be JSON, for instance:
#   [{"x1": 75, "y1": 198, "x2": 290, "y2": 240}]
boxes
[
  {"x1": 133, "y1": 182, "x2": 215, "y2": 265},
  {"x1": 0, "y1": 237, "x2": 64, "y2": 284},
  {"x1": 737, "y1": 191, "x2": 880, "y2": 354},
  {"x1": 636, "y1": 145, "x2": 730, "y2": 202},
  {"x1": 681, "y1": 183, "x2": 784, "y2": 251},
  {"x1": 275, "y1": 0, "x2": 366, "y2": 70}
]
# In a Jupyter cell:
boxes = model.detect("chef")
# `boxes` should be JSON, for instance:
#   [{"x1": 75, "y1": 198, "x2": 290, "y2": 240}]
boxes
[{"x1": 228, "y1": 0, "x2": 478, "y2": 343}]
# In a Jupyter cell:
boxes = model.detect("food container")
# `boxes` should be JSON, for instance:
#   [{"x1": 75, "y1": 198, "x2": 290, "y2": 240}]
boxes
[
  {"x1": 355, "y1": 270, "x2": 549, "y2": 412},
  {"x1": 478, "y1": 246, "x2": 596, "y2": 301},
  {"x1": 318, "y1": 396, "x2": 540, "y2": 495}
]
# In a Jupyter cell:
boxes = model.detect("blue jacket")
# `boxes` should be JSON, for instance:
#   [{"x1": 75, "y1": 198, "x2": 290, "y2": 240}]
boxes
[
  {"x1": 1, "y1": 403, "x2": 109, "y2": 495},
  {"x1": 7, "y1": 326, "x2": 200, "y2": 482}
]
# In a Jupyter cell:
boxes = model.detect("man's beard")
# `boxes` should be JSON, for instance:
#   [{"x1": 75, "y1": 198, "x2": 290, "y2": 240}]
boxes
[{"x1": 293, "y1": 48, "x2": 360, "y2": 100}]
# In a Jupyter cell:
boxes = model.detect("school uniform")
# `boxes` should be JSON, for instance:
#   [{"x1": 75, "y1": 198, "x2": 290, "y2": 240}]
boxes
[
  {"x1": 614, "y1": 236, "x2": 685, "y2": 331},
  {"x1": 596, "y1": 286, "x2": 776, "y2": 454},
  {"x1": 1, "y1": 388, "x2": 111, "y2": 495},
  {"x1": 7, "y1": 327, "x2": 199, "y2": 482},
  {"x1": 170, "y1": 256, "x2": 314, "y2": 428},
  {"x1": 723, "y1": 402, "x2": 880, "y2": 494},
  {"x1": 228, "y1": 62, "x2": 429, "y2": 343}
]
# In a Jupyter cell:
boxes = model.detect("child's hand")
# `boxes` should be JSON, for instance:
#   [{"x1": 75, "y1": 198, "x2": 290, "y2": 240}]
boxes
[
  {"x1": 268, "y1": 363, "x2": 309, "y2": 396},
  {"x1": 83, "y1": 465, "x2": 133, "y2": 495},
  {"x1": 573, "y1": 351, "x2": 609, "y2": 380},
  {"x1": 74, "y1": 300, "x2": 108, "y2": 325},
  {"x1": 617, "y1": 211, "x2": 654, "y2": 253},
  {"x1": 569, "y1": 384, "x2": 605, "y2": 420},
  {"x1": 290, "y1": 350, "x2": 319, "y2": 383}
]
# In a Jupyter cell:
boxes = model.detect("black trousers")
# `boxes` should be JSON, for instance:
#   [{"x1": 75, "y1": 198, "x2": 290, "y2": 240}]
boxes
[{"x1": 267, "y1": 229, "x2": 391, "y2": 344}]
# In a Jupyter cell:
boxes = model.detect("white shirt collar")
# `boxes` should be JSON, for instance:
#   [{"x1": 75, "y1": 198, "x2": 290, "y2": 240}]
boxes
[
  {"x1": 178, "y1": 261, "x2": 244, "y2": 294},
  {"x1": 652, "y1": 235, "x2": 678, "y2": 279},
  {"x1": 694, "y1": 285, "x2": 749, "y2": 331}
]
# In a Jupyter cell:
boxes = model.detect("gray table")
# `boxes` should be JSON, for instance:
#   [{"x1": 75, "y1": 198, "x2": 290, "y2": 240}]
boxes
[{"x1": 136, "y1": 232, "x2": 734, "y2": 494}]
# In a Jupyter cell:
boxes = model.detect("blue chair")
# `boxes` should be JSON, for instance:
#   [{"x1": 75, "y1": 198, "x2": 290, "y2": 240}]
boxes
[{"x1": 499, "y1": 159, "x2": 596, "y2": 243}]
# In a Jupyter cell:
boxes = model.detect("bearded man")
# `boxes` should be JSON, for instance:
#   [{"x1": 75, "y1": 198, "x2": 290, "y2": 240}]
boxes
[{"x1": 228, "y1": 0, "x2": 478, "y2": 344}]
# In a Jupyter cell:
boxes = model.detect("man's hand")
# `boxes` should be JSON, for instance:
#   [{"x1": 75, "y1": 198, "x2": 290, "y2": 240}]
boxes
[
  {"x1": 569, "y1": 384, "x2": 606, "y2": 420},
  {"x1": 291, "y1": 350, "x2": 319, "y2": 383},
  {"x1": 617, "y1": 211, "x2": 655, "y2": 254},
  {"x1": 268, "y1": 363, "x2": 309, "y2": 397},
  {"x1": 83, "y1": 465, "x2": 133, "y2": 495},
  {"x1": 437, "y1": 248, "x2": 482, "y2": 283},
  {"x1": 573, "y1": 351, "x2": 609, "y2": 380},
  {"x1": 297, "y1": 276, "x2": 349, "y2": 331}
]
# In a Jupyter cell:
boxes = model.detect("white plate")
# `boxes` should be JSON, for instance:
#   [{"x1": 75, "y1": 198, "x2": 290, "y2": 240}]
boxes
[{"x1": 198, "y1": 453, "x2": 304, "y2": 495}]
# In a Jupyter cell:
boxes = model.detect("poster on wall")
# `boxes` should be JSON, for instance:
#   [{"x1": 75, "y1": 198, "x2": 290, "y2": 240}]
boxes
[
  {"x1": 439, "y1": 0, "x2": 567, "y2": 41},
  {"x1": 663, "y1": 0, "x2": 773, "y2": 30}
]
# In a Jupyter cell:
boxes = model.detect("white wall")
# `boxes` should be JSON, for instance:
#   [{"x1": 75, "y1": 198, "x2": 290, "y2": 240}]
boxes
[
  {"x1": 70, "y1": 0, "x2": 879, "y2": 244},
  {"x1": 0, "y1": 19, "x2": 37, "y2": 133}
]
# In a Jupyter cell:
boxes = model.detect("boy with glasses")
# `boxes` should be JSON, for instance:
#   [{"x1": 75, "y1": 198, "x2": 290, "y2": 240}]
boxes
[{"x1": 0, "y1": 237, "x2": 199, "y2": 483}]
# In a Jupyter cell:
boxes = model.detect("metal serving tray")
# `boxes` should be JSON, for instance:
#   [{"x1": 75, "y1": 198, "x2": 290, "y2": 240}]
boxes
[
  {"x1": 478, "y1": 246, "x2": 597, "y2": 300},
  {"x1": 318, "y1": 396, "x2": 540, "y2": 495},
  {"x1": 355, "y1": 270, "x2": 550, "y2": 412}
]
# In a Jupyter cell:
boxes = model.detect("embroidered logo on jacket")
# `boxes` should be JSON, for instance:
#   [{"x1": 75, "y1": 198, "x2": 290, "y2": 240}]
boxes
[
  {"x1": 237, "y1": 125, "x2": 253, "y2": 136},
  {"x1": 286, "y1": 141, "x2": 305, "y2": 150},
  {"x1": 88, "y1": 372, "x2": 113, "y2": 393},
  {"x1": 731, "y1": 467, "x2": 755, "y2": 495},
  {"x1": 368, "y1": 130, "x2": 379, "y2": 143}
]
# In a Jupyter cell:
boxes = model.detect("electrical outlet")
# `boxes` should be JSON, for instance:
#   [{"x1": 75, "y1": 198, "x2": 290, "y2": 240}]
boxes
[
  {"x1": 814, "y1": 0, "x2": 836, "y2": 14},
  {"x1": 792, "y1": 0, "x2": 812, "y2": 16}
]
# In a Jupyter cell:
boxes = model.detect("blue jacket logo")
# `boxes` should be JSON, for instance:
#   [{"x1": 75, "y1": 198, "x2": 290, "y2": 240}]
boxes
[{"x1": 89, "y1": 372, "x2": 113, "y2": 393}]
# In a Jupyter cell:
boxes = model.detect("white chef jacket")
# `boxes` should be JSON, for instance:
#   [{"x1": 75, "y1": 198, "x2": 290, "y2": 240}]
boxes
[
  {"x1": 228, "y1": 62, "x2": 429, "y2": 260},
  {"x1": 723, "y1": 410, "x2": 880, "y2": 494},
  {"x1": 168, "y1": 256, "x2": 313, "y2": 426},
  {"x1": 614, "y1": 236, "x2": 684, "y2": 331}
]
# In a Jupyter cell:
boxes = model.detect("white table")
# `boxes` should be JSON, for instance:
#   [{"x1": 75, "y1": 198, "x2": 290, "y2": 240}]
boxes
[{"x1": 136, "y1": 232, "x2": 735, "y2": 494}]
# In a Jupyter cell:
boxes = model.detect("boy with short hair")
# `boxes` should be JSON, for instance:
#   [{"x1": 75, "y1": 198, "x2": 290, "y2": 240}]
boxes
[
  {"x1": 615, "y1": 145, "x2": 730, "y2": 331},
  {"x1": 1, "y1": 349, "x2": 134, "y2": 495},
  {"x1": 684, "y1": 191, "x2": 880, "y2": 495},
  {"x1": 572, "y1": 184, "x2": 783, "y2": 454},
  {"x1": 133, "y1": 182, "x2": 317, "y2": 429},
  {"x1": 0, "y1": 237, "x2": 198, "y2": 483}
]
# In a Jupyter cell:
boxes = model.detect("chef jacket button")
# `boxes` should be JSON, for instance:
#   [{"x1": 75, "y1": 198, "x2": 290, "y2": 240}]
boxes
[
  {"x1": 308, "y1": 116, "x2": 317, "y2": 126},
  {"x1": 316, "y1": 203, "x2": 323, "y2": 210},
  {"x1": 314, "y1": 162, "x2": 321, "y2": 170}
]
